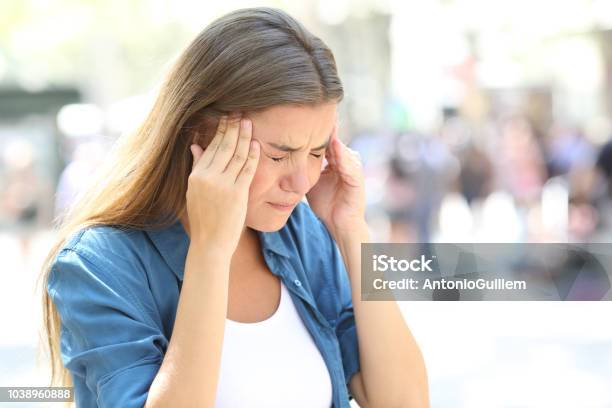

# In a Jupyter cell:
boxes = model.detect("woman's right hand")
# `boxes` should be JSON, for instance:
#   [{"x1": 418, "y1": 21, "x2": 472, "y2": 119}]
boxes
[{"x1": 185, "y1": 114, "x2": 260, "y2": 254}]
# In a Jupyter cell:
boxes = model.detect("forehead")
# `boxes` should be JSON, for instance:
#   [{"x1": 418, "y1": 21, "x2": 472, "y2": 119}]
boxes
[{"x1": 247, "y1": 104, "x2": 337, "y2": 147}]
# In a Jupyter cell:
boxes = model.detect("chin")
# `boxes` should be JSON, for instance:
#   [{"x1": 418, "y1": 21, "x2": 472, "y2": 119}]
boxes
[
  {"x1": 246, "y1": 208, "x2": 293, "y2": 232},
  {"x1": 247, "y1": 218, "x2": 289, "y2": 232}
]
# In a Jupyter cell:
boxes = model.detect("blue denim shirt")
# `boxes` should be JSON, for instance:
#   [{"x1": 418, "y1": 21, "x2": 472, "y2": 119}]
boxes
[{"x1": 47, "y1": 202, "x2": 360, "y2": 407}]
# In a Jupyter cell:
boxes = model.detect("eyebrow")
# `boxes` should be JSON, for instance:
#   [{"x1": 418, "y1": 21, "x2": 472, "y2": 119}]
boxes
[{"x1": 266, "y1": 135, "x2": 331, "y2": 153}]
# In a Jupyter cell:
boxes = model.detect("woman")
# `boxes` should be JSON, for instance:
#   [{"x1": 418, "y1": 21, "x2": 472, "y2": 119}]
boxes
[{"x1": 41, "y1": 7, "x2": 428, "y2": 408}]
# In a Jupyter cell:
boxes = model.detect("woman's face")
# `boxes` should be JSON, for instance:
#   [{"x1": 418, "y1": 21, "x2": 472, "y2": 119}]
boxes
[{"x1": 244, "y1": 103, "x2": 337, "y2": 232}]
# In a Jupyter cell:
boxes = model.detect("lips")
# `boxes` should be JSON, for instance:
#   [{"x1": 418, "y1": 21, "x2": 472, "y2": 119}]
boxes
[{"x1": 267, "y1": 202, "x2": 297, "y2": 211}]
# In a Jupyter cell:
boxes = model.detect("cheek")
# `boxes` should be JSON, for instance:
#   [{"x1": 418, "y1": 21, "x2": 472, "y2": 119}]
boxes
[
  {"x1": 308, "y1": 161, "x2": 323, "y2": 186},
  {"x1": 248, "y1": 161, "x2": 279, "y2": 196}
]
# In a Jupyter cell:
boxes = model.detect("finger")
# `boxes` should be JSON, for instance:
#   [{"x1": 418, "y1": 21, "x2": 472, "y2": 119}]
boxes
[
  {"x1": 209, "y1": 114, "x2": 242, "y2": 172},
  {"x1": 324, "y1": 148, "x2": 335, "y2": 171},
  {"x1": 199, "y1": 115, "x2": 228, "y2": 168},
  {"x1": 326, "y1": 140, "x2": 337, "y2": 161},
  {"x1": 224, "y1": 118, "x2": 252, "y2": 177},
  {"x1": 332, "y1": 136, "x2": 342, "y2": 166},
  {"x1": 190, "y1": 144, "x2": 204, "y2": 171},
  {"x1": 333, "y1": 139, "x2": 362, "y2": 186},
  {"x1": 346, "y1": 145, "x2": 361, "y2": 159},
  {"x1": 236, "y1": 139, "x2": 260, "y2": 186},
  {"x1": 333, "y1": 137, "x2": 353, "y2": 173},
  {"x1": 325, "y1": 131, "x2": 338, "y2": 168}
]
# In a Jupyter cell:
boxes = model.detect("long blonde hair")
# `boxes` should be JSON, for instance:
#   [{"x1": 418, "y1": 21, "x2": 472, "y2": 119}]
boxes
[{"x1": 38, "y1": 7, "x2": 343, "y2": 390}]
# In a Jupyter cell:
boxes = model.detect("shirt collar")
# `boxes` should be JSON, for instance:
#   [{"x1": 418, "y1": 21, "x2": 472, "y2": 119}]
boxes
[{"x1": 145, "y1": 217, "x2": 292, "y2": 282}]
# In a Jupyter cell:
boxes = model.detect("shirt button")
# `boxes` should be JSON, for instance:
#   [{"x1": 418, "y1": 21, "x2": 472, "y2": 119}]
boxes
[{"x1": 293, "y1": 279, "x2": 302, "y2": 287}]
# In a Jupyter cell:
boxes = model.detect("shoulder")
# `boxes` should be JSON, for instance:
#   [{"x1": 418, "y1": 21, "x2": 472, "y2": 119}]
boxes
[
  {"x1": 48, "y1": 225, "x2": 158, "y2": 316},
  {"x1": 50, "y1": 226, "x2": 153, "y2": 289},
  {"x1": 59, "y1": 225, "x2": 151, "y2": 264}
]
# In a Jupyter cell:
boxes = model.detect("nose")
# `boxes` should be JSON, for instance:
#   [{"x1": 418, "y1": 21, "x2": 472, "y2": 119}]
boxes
[{"x1": 279, "y1": 163, "x2": 311, "y2": 195}]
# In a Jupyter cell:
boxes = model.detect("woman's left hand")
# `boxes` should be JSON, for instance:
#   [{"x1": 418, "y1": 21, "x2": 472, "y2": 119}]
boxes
[{"x1": 307, "y1": 124, "x2": 366, "y2": 240}]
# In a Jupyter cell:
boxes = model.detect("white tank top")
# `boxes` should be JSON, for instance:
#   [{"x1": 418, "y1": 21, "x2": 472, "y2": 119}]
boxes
[{"x1": 215, "y1": 280, "x2": 333, "y2": 408}]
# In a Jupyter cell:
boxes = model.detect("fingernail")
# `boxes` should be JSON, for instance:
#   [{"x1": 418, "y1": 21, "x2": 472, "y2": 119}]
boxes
[{"x1": 242, "y1": 119, "x2": 251, "y2": 129}]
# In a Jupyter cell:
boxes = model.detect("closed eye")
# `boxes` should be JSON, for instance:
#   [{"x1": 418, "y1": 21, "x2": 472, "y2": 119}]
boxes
[
  {"x1": 269, "y1": 153, "x2": 323, "y2": 163},
  {"x1": 270, "y1": 156, "x2": 286, "y2": 162}
]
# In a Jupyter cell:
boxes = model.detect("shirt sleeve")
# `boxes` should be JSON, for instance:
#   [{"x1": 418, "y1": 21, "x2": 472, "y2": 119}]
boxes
[
  {"x1": 47, "y1": 247, "x2": 167, "y2": 408},
  {"x1": 322, "y1": 225, "x2": 361, "y2": 391}
]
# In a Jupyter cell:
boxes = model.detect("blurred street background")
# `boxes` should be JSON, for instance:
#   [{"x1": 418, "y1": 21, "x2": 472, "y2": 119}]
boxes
[{"x1": 1, "y1": 0, "x2": 612, "y2": 407}]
